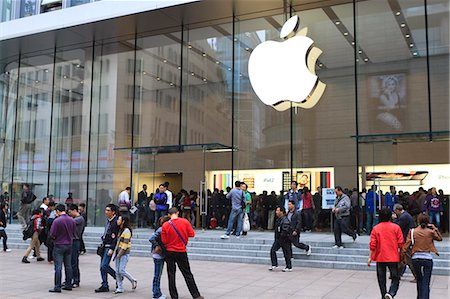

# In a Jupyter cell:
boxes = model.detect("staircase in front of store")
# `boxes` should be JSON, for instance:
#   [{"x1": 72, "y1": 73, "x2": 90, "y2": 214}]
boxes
[{"x1": 5, "y1": 225, "x2": 450, "y2": 276}]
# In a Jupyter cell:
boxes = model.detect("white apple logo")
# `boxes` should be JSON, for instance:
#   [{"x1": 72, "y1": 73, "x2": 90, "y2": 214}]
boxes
[{"x1": 248, "y1": 15, "x2": 326, "y2": 111}]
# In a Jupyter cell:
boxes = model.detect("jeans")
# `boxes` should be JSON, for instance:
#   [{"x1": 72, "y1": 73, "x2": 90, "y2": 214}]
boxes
[
  {"x1": 270, "y1": 239, "x2": 292, "y2": 269},
  {"x1": 412, "y1": 258, "x2": 433, "y2": 299},
  {"x1": 225, "y1": 208, "x2": 244, "y2": 236},
  {"x1": 155, "y1": 210, "x2": 167, "y2": 228},
  {"x1": 71, "y1": 240, "x2": 81, "y2": 284},
  {"x1": 334, "y1": 216, "x2": 356, "y2": 247},
  {"x1": 152, "y1": 258, "x2": 164, "y2": 298},
  {"x1": 165, "y1": 251, "x2": 201, "y2": 299},
  {"x1": 53, "y1": 244, "x2": 73, "y2": 290},
  {"x1": 0, "y1": 229, "x2": 8, "y2": 251},
  {"x1": 115, "y1": 254, "x2": 136, "y2": 292},
  {"x1": 428, "y1": 211, "x2": 441, "y2": 229},
  {"x1": 376, "y1": 262, "x2": 400, "y2": 298},
  {"x1": 100, "y1": 247, "x2": 116, "y2": 289}
]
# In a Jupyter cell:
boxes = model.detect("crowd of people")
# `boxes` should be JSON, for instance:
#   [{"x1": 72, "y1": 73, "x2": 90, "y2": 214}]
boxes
[{"x1": 0, "y1": 181, "x2": 447, "y2": 299}]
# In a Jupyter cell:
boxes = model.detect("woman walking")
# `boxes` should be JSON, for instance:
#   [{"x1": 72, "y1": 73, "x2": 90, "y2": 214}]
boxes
[
  {"x1": 113, "y1": 216, "x2": 137, "y2": 294},
  {"x1": 402, "y1": 213, "x2": 442, "y2": 299}
]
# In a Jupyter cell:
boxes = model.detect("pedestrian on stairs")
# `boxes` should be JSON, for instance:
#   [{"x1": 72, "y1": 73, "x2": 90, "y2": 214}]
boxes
[{"x1": 269, "y1": 206, "x2": 292, "y2": 272}]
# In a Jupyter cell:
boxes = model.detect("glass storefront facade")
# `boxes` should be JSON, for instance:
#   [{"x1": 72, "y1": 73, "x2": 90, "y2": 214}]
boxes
[{"x1": 0, "y1": 0, "x2": 448, "y2": 225}]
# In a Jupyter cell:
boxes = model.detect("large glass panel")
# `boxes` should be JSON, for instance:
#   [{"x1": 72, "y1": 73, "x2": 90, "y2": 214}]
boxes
[
  {"x1": 428, "y1": 0, "x2": 449, "y2": 131},
  {"x1": 356, "y1": 0, "x2": 428, "y2": 135},
  {"x1": 0, "y1": 57, "x2": 19, "y2": 217},
  {"x1": 291, "y1": 3, "x2": 357, "y2": 191},
  {"x1": 234, "y1": 15, "x2": 291, "y2": 196},
  {"x1": 68, "y1": 0, "x2": 91, "y2": 7},
  {"x1": 1, "y1": 0, "x2": 14, "y2": 22},
  {"x1": 88, "y1": 41, "x2": 134, "y2": 225},
  {"x1": 14, "y1": 53, "x2": 53, "y2": 206},
  {"x1": 49, "y1": 47, "x2": 91, "y2": 205}
]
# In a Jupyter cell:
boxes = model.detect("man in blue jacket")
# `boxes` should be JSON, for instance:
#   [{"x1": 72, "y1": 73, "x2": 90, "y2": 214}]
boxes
[{"x1": 365, "y1": 185, "x2": 379, "y2": 234}]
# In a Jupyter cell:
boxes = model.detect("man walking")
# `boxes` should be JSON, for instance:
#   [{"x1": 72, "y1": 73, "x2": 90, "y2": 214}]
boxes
[
  {"x1": 49, "y1": 204, "x2": 76, "y2": 293},
  {"x1": 161, "y1": 207, "x2": 203, "y2": 299},
  {"x1": 392, "y1": 203, "x2": 417, "y2": 280},
  {"x1": 68, "y1": 204, "x2": 85, "y2": 288},
  {"x1": 17, "y1": 184, "x2": 36, "y2": 229},
  {"x1": 287, "y1": 200, "x2": 311, "y2": 256},
  {"x1": 269, "y1": 207, "x2": 292, "y2": 272},
  {"x1": 221, "y1": 181, "x2": 245, "y2": 239},
  {"x1": 332, "y1": 186, "x2": 357, "y2": 248},
  {"x1": 368, "y1": 208, "x2": 404, "y2": 299},
  {"x1": 95, "y1": 204, "x2": 119, "y2": 293},
  {"x1": 118, "y1": 187, "x2": 131, "y2": 219}
]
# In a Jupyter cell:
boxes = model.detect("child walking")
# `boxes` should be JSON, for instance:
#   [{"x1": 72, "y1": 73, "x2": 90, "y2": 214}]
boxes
[
  {"x1": 113, "y1": 216, "x2": 137, "y2": 294},
  {"x1": 149, "y1": 216, "x2": 170, "y2": 299}
]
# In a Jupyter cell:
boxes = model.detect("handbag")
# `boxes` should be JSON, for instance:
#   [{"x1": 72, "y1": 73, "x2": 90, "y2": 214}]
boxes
[
  {"x1": 243, "y1": 213, "x2": 250, "y2": 232},
  {"x1": 97, "y1": 244, "x2": 105, "y2": 257}
]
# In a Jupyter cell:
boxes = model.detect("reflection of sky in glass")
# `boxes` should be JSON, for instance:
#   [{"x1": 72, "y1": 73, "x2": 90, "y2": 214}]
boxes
[
  {"x1": 207, "y1": 37, "x2": 217, "y2": 51},
  {"x1": 256, "y1": 30, "x2": 266, "y2": 43}
]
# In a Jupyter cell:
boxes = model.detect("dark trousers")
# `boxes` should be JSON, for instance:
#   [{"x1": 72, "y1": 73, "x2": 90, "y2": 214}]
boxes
[
  {"x1": 270, "y1": 239, "x2": 292, "y2": 269},
  {"x1": 165, "y1": 251, "x2": 201, "y2": 299},
  {"x1": 412, "y1": 259, "x2": 433, "y2": 299},
  {"x1": 71, "y1": 240, "x2": 81, "y2": 284},
  {"x1": 53, "y1": 244, "x2": 73, "y2": 290},
  {"x1": 334, "y1": 216, "x2": 355, "y2": 247},
  {"x1": 302, "y1": 208, "x2": 313, "y2": 231},
  {"x1": 47, "y1": 240, "x2": 54, "y2": 262},
  {"x1": 80, "y1": 237, "x2": 86, "y2": 253},
  {"x1": 376, "y1": 262, "x2": 400, "y2": 298},
  {"x1": 289, "y1": 233, "x2": 309, "y2": 253},
  {"x1": 0, "y1": 229, "x2": 8, "y2": 251},
  {"x1": 100, "y1": 247, "x2": 116, "y2": 289}
]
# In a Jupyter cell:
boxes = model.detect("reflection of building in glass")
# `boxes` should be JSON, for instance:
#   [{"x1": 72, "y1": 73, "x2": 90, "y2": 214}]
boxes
[{"x1": 0, "y1": 0, "x2": 448, "y2": 226}]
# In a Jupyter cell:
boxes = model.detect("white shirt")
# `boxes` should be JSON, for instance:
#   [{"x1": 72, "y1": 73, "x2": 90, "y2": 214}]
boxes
[
  {"x1": 40, "y1": 203, "x2": 48, "y2": 210},
  {"x1": 165, "y1": 190, "x2": 173, "y2": 208},
  {"x1": 118, "y1": 190, "x2": 130, "y2": 205}
]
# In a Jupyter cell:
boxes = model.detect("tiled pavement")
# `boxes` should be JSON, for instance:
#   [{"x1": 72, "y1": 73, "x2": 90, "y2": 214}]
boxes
[{"x1": 0, "y1": 250, "x2": 448, "y2": 299}]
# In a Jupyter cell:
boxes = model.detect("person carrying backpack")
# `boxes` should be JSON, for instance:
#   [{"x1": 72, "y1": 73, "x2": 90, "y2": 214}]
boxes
[
  {"x1": 22, "y1": 208, "x2": 44, "y2": 263},
  {"x1": 269, "y1": 206, "x2": 292, "y2": 272},
  {"x1": 154, "y1": 184, "x2": 169, "y2": 228}
]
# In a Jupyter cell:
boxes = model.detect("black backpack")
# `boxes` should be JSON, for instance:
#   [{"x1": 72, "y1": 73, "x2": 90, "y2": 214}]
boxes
[{"x1": 22, "y1": 219, "x2": 34, "y2": 240}]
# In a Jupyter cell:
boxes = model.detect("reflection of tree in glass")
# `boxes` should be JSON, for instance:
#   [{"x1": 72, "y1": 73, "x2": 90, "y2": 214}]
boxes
[{"x1": 23, "y1": 0, "x2": 35, "y2": 17}]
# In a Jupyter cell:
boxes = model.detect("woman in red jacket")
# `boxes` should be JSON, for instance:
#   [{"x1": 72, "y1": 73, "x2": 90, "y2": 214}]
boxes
[{"x1": 368, "y1": 208, "x2": 404, "y2": 299}]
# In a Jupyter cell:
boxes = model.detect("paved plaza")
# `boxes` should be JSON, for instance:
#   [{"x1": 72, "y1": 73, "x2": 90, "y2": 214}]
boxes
[{"x1": 0, "y1": 250, "x2": 449, "y2": 299}]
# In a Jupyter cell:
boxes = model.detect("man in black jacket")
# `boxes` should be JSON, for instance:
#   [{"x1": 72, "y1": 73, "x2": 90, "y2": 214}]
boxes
[
  {"x1": 17, "y1": 184, "x2": 36, "y2": 229},
  {"x1": 137, "y1": 184, "x2": 149, "y2": 227},
  {"x1": 0, "y1": 204, "x2": 11, "y2": 252},
  {"x1": 95, "y1": 204, "x2": 119, "y2": 293},
  {"x1": 269, "y1": 207, "x2": 292, "y2": 272},
  {"x1": 287, "y1": 200, "x2": 311, "y2": 256},
  {"x1": 392, "y1": 203, "x2": 416, "y2": 280}
]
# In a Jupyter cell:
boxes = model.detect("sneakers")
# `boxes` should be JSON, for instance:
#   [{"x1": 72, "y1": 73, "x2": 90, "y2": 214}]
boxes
[
  {"x1": 220, "y1": 235, "x2": 230, "y2": 239},
  {"x1": 4, "y1": 249, "x2": 11, "y2": 252},
  {"x1": 132, "y1": 280, "x2": 137, "y2": 290},
  {"x1": 114, "y1": 290, "x2": 123, "y2": 294},
  {"x1": 384, "y1": 293, "x2": 393, "y2": 299},
  {"x1": 236, "y1": 236, "x2": 240, "y2": 239},
  {"x1": 22, "y1": 256, "x2": 30, "y2": 263},
  {"x1": 282, "y1": 268, "x2": 293, "y2": 272},
  {"x1": 306, "y1": 246, "x2": 312, "y2": 256},
  {"x1": 332, "y1": 245, "x2": 339, "y2": 249},
  {"x1": 268, "y1": 266, "x2": 278, "y2": 271}
]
